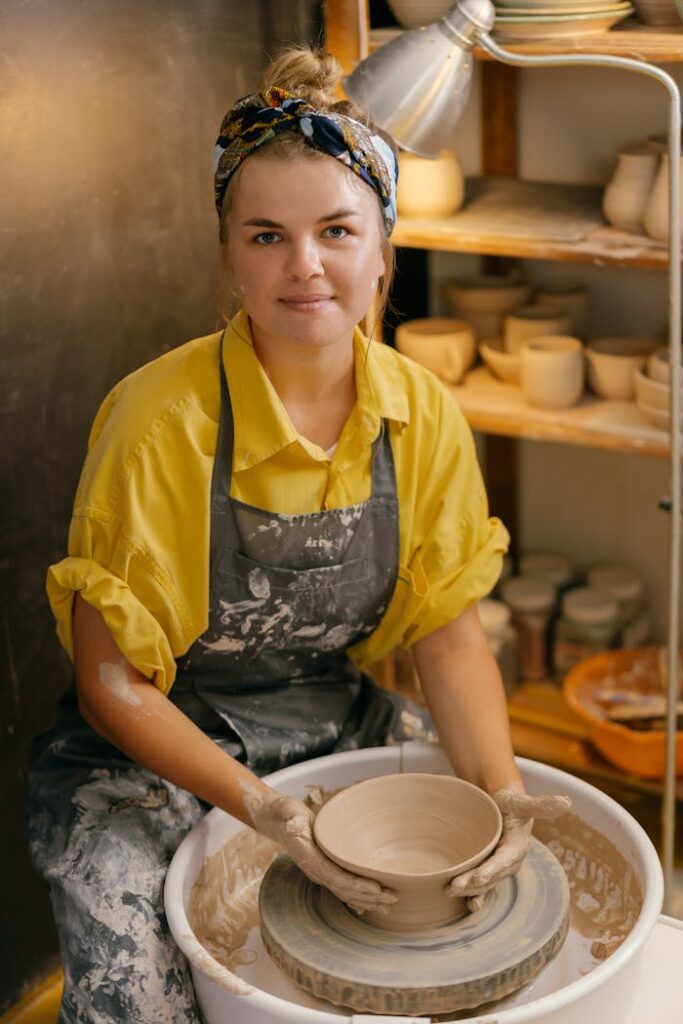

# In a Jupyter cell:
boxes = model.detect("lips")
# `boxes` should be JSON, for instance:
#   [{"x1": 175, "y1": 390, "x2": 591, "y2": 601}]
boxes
[{"x1": 280, "y1": 295, "x2": 334, "y2": 311}]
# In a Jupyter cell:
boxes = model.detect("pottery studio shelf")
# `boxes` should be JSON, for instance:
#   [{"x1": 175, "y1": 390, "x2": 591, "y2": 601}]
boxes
[
  {"x1": 451, "y1": 366, "x2": 671, "y2": 457},
  {"x1": 370, "y1": 24, "x2": 683, "y2": 63},
  {"x1": 392, "y1": 176, "x2": 671, "y2": 270},
  {"x1": 507, "y1": 681, "x2": 683, "y2": 800}
]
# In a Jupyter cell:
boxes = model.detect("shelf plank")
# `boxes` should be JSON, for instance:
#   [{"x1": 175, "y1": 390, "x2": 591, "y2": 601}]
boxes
[
  {"x1": 392, "y1": 176, "x2": 670, "y2": 269},
  {"x1": 451, "y1": 366, "x2": 671, "y2": 457},
  {"x1": 370, "y1": 23, "x2": 683, "y2": 63}
]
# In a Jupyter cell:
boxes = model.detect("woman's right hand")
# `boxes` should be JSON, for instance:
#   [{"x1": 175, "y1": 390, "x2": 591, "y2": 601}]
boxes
[{"x1": 244, "y1": 787, "x2": 396, "y2": 915}]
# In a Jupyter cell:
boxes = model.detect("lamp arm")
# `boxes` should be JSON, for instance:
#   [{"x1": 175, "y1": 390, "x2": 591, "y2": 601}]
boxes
[{"x1": 478, "y1": 31, "x2": 681, "y2": 912}]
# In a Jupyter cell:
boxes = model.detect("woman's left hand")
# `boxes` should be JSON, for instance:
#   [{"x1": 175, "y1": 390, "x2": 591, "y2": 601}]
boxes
[{"x1": 448, "y1": 788, "x2": 571, "y2": 912}]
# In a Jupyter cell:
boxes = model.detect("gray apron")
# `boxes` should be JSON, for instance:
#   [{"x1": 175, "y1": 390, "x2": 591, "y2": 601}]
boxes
[
  {"x1": 25, "y1": 330, "x2": 433, "y2": 1023},
  {"x1": 170, "y1": 329, "x2": 405, "y2": 774}
]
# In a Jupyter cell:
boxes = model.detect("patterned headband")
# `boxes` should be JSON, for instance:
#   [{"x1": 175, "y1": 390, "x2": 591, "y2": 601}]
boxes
[{"x1": 213, "y1": 86, "x2": 398, "y2": 236}]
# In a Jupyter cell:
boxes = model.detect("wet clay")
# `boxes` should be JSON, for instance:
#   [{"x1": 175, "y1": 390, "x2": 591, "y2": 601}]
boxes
[
  {"x1": 533, "y1": 811, "x2": 642, "y2": 960},
  {"x1": 187, "y1": 794, "x2": 642, "y2": 1014}
]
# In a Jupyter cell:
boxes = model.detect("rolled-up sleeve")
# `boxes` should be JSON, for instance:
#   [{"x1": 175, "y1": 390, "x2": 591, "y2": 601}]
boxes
[{"x1": 400, "y1": 388, "x2": 509, "y2": 647}]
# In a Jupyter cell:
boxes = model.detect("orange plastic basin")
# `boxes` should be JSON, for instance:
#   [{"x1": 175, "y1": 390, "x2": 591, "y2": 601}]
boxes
[{"x1": 563, "y1": 647, "x2": 683, "y2": 779}]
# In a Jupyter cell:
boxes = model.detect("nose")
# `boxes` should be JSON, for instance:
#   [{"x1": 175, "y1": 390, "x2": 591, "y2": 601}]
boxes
[{"x1": 285, "y1": 236, "x2": 324, "y2": 280}]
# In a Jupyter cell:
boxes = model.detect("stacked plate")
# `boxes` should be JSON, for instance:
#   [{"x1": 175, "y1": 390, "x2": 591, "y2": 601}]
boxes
[{"x1": 494, "y1": 0, "x2": 635, "y2": 40}]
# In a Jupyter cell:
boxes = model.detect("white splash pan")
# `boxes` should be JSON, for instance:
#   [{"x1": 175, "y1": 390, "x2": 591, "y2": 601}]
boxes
[{"x1": 165, "y1": 744, "x2": 663, "y2": 1024}]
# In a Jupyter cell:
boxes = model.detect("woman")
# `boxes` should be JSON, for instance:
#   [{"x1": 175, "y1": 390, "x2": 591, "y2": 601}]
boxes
[{"x1": 27, "y1": 44, "x2": 568, "y2": 1024}]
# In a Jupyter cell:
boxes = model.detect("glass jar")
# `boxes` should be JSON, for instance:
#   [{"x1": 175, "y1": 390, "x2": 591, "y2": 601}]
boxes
[
  {"x1": 585, "y1": 563, "x2": 651, "y2": 648},
  {"x1": 553, "y1": 586, "x2": 621, "y2": 680},
  {"x1": 500, "y1": 575, "x2": 555, "y2": 682},
  {"x1": 518, "y1": 551, "x2": 574, "y2": 594},
  {"x1": 478, "y1": 598, "x2": 519, "y2": 696}
]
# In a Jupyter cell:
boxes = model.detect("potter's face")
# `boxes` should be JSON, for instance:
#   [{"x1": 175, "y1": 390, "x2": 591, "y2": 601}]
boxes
[{"x1": 226, "y1": 155, "x2": 387, "y2": 351}]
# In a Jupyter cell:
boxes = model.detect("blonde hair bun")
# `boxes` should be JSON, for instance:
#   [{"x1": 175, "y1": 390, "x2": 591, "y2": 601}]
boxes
[{"x1": 260, "y1": 44, "x2": 343, "y2": 110}]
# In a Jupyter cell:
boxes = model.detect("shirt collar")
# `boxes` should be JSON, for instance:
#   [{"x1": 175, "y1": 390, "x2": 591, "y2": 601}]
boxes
[{"x1": 223, "y1": 309, "x2": 410, "y2": 473}]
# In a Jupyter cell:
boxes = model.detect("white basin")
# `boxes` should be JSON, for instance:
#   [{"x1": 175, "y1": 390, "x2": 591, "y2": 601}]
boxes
[{"x1": 165, "y1": 744, "x2": 663, "y2": 1024}]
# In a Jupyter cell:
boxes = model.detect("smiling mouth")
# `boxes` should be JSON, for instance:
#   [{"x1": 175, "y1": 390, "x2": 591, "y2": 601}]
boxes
[{"x1": 280, "y1": 297, "x2": 334, "y2": 311}]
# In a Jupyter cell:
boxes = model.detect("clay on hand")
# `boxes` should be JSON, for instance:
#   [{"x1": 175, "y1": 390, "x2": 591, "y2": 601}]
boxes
[
  {"x1": 243, "y1": 787, "x2": 397, "y2": 915},
  {"x1": 448, "y1": 788, "x2": 571, "y2": 912}
]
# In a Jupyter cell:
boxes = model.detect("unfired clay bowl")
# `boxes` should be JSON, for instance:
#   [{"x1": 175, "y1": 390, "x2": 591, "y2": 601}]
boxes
[
  {"x1": 313, "y1": 773, "x2": 503, "y2": 932},
  {"x1": 504, "y1": 305, "x2": 572, "y2": 354},
  {"x1": 646, "y1": 345, "x2": 682, "y2": 384},
  {"x1": 480, "y1": 337, "x2": 521, "y2": 383},
  {"x1": 395, "y1": 317, "x2": 476, "y2": 384},
  {"x1": 535, "y1": 285, "x2": 589, "y2": 337},
  {"x1": 633, "y1": 366, "x2": 683, "y2": 412},
  {"x1": 585, "y1": 337, "x2": 659, "y2": 400},
  {"x1": 446, "y1": 274, "x2": 531, "y2": 315}
]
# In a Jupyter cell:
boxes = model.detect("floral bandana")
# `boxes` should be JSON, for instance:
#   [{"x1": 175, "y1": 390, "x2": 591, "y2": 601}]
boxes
[{"x1": 213, "y1": 86, "x2": 398, "y2": 236}]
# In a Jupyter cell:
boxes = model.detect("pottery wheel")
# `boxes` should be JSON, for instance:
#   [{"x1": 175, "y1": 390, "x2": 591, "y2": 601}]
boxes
[{"x1": 259, "y1": 838, "x2": 570, "y2": 1016}]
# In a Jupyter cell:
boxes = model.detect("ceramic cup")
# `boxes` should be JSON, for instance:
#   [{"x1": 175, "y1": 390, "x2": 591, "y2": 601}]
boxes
[
  {"x1": 397, "y1": 150, "x2": 464, "y2": 218},
  {"x1": 395, "y1": 317, "x2": 476, "y2": 384},
  {"x1": 643, "y1": 154, "x2": 683, "y2": 243},
  {"x1": 602, "y1": 147, "x2": 660, "y2": 234},
  {"x1": 313, "y1": 773, "x2": 503, "y2": 932},
  {"x1": 520, "y1": 336, "x2": 585, "y2": 410},
  {"x1": 586, "y1": 336, "x2": 659, "y2": 400},
  {"x1": 504, "y1": 305, "x2": 572, "y2": 354}
]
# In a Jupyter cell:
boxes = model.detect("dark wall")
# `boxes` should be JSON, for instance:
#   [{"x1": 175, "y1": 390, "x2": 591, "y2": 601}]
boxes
[{"x1": 0, "y1": 0, "x2": 321, "y2": 1007}]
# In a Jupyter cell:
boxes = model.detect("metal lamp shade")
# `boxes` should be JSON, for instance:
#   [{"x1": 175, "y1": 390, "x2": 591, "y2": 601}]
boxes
[{"x1": 343, "y1": 0, "x2": 495, "y2": 157}]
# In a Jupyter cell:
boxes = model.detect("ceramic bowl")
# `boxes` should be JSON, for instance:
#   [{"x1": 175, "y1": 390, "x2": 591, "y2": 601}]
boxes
[
  {"x1": 636, "y1": 396, "x2": 670, "y2": 430},
  {"x1": 585, "y1": 337, "x2": 659, "y2": 400},
  {"x1": 386, "y1": 0, "x2": 451, "y2": 27},
  {"x1": 452, "y1": 308, "x2": 504, "y2": 341},
  {"x1": 313, "y1": 773, "x2": 503, "y2": 932},
  {"x1": 504, "y1": 305, "x2": 572, "y2": 354},
  {"x1": 647, "y1": 347, "x2": 669, "y2": 382},
  {"x1": 445, "y1": 274, "x2": 532, "y2": 315},
  {"x1": 395, "y1": 317, "x2": 476, "y2": 384},
  {"x1": 535, "y1": 285, "x2": 589, "y2": 336},
  {"x1": 633, "y1": 366, "x2": 683, "y2": 412},
  {"x1": 480, "y1": 337, "x2": 521, "y2": 383}
]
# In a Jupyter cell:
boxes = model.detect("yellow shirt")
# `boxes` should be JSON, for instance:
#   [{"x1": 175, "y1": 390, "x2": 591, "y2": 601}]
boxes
[{"x1": 47, "y1": 309, "x2": 509, "y2": 694}]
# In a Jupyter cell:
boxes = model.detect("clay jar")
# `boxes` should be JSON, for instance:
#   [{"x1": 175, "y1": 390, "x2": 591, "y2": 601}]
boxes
[
  {"x1": 520, "y1": 336, "x2": 585, "y2": 410},
  {"x1": 397, "y1": 151, "x2": 464, "y2": 218},
  {"x1": 313, "y1": 773, "x2": 502, "y2": 932},
  {"x1": 395, "y1": 317, "x2": 476, "y2": 384},
  {"x1": 643, "y1": 154, "x2": 683, "y2": 242},
  {"x1": 504, "y1": 305, "x2": 572, "y2": 354},
  {"x1": 602, "y1": 147, "x2": 660, "y2": 233}
]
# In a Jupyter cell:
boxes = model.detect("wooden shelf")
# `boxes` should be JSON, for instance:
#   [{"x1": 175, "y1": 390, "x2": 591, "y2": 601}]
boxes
[
  {"x1": 508, "y1": 682, "x2": 683, "y2": 800},
  {"x1": 452, "y1": 366, "x2": 671, "y2": 457},
  {"x1": 392, "y1": 176, "x2": 670, "y2": 269},
  {"x1": 370, "y1": 23, "x2": 683, "y2": 63}
]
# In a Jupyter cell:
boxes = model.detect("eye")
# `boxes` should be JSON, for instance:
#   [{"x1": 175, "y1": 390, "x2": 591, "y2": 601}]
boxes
[
  {"x1": 325, "y1": 225, "x2": 349, "y2": 239},
  {"x1": 252, "y1": 231, "x2": 281, "y2": 245}
]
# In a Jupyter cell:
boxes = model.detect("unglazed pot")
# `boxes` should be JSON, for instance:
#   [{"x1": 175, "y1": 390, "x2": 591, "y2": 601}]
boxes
[
  {"x1": 313, "y1": 773, "x2": 502, "y2": 932},
  {"x1": 504, "y1": 305, "x2": 572, "y2": 354},
  {"x1": 386, "y1": 0, "x2": 451, "y2": 28},
  {"x1": 586, "y1": 337, "x2": 659, "y2": 400},
  {"x1": 397, "y1": 150, "x2": 465, "y2": 218},
  {"x1": 643, "y1": 154, "x2": 683, "y2": 242},
  {"x1": 446, "y1": 273, "x2": 532, "y2": 315},
  {"x1": 520, "y1": 336, "x2": 585, "y2": 410},
  {"x1": 602, "y1": 147, "x2": 660, "y2": 233},
  {"x1": 535, "y1": 284, "x2": 589, "y2": 338},
  {"x1": 479, "y1": 337, "x2": 521, "y2": 384},
  {"x1": 395, "y1": 317, "x2": 476, "y2": 383}
]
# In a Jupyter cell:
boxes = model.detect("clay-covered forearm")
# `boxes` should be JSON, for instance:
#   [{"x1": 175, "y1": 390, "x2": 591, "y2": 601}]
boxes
[
  {"x1": 73, "y1": 594, "x2": 270, "y2": 825},
  {"x1": 412, "y1": 604, "x2": 522, "y2": 795}
]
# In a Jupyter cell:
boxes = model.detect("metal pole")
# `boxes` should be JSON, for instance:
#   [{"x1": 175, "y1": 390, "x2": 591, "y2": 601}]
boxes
[{"x1": 479, "y1": 32, "x2": 682, "y2": 912}]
